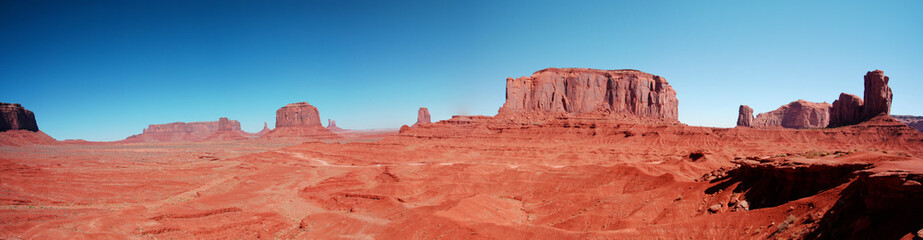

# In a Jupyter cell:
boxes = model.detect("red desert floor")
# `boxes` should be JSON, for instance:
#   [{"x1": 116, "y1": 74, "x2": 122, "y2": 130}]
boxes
[{"x1": 2, "y1": 118, "x2": 922, "y2": 239}]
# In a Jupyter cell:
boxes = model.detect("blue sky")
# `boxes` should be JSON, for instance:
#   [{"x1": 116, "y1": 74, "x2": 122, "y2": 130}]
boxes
[{"x1": 1, "y1": 1, "x2": 921, "y2": 141}]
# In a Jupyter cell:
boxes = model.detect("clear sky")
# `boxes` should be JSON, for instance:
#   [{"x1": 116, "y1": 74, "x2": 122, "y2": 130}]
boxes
[{"x1": 1, "y1": 1, "x2": 921, "y2": 141}]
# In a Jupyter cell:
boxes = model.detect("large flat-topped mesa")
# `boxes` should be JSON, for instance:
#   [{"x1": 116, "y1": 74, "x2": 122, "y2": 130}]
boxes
[
  {"x1": 499, "y1": 68, "x2": 678, "y2": 121},
  {"x1": 126, "y1": 118, "x2": 244, "y2": 142},
  {"x1": 261, "y1": 102, "x2": 341, "y2": 139},
  {"x1": 276, "y1": 102, "x2": 322, "y2": 128}
]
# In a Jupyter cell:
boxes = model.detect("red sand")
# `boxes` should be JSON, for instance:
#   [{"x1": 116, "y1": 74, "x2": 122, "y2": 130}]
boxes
[{"x1": 1, "y1": 115, "x2": 921, "y2": 239}]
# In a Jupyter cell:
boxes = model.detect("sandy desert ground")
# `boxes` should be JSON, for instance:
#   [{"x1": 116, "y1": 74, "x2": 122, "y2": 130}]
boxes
[{"x1": 2, "y1": 115, "x2": 922, "y2": 239}]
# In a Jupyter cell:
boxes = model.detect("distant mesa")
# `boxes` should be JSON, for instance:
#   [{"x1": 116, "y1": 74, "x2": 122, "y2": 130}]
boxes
[
  {"x1": 499, "y1": 68, "x2": 678, "y2": 123},
  {"x1": 327, "y1": 119, "x2": 345, "y2": 132},
  {"x1": 0, "y1": 102, "x2": 57, "y2": 146},
  {"x1": 738, "y1": 70, "x2": 896, "y2": 129},
  {"x1": 124, "y1": 117, "x2": 253, "y2": 142},
  {"x1": 261, "y1": 102, "x2": 341, "y2": 139},
  {"x1": 414, "y1": 107, "x2": 431, "y2": 126},
  {"x1": 893, "y1": 115, "x2": 923, "y2": 132}
]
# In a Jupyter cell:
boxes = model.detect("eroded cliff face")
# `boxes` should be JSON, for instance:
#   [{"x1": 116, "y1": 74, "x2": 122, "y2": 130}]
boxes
[
  {"x1": 1, "y1": 103, "x2": 39, "y2": 132},
  {"x1": 752, "y1": 100, "x2": 832, "y2": 129},
  {"x1": 499, "y1": 68, "x2": 678, "y2": 122}
]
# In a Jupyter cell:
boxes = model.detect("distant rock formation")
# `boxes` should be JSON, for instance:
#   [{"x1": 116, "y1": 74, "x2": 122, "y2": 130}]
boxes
[
  {"x1": 0, "y1": 103, "x2": 56, "y2": 146},
  {"x1": 276, "y1": 102, "x2": 322, "y2": 128},
  {"x1": 742, "y1": 70, "x2": 896, "y2": 129},
  {"x1": 261, "y1": 102, "x2": 340, "y2": 139},
  {"x1": 752, "y1": 100, "x2": 831, "y2": 129},
  {"x1": 498, "y1": 68, "x2": 678, "y2": 122},
  {"x1": 1, "y1": 103, "x2": 39, "y2": 132},
  {"x1": 828, "y1": 70, "x2": 894, "y2": 127},
  {"x1": 203, "y1": 117, "x2": 247, "y2": 141},
  {"x1": 124, "y1": 118, "x2": 244, "y2": 142},
  {"x1": 257, "y1": 122, "x2": 271, "y2": 135},
  {"x1": 327, "y1": 119, "x2": 345, "y2": 132},
  {"x1": 736, "y1": 105, "x2": 754, "y2": 127},
  {"x1": 892, "y1": 115, "x2": 923, "y2": 132},
  {"x1": 414, "y1": 107, "x2": 431, "y2": 126}
]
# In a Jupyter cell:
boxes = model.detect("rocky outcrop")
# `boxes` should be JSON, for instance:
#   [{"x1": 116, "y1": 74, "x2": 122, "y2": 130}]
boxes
[
  {"x1": 124, "y1": 118, "x2": 243, "y2": 142},
  {"x1": 1, "y1": 103, "x2": 39, "y2": 132},
  {"x1": 862, "y1": 70, "x2": 892, "y2": 119},
  {"x1": 261, "y1": 102, "x2": 340, "y2": 139},
  {"x1": 327, "y1": 119, "x2": 345, "y2": 132},
  {"x1": 829, "y1": 93, "x2": 864, "y2": 127},
  {"x1": 0, "y1": 103, "x2": 56, "y2": 146},
  {"x1": 828, "y1": 70, "x2": 894, "y2": 128},
  {"x1": 217, "y1": 117, "x2": 238, "y2": 131},
  {"x1": 736, "y1": 105, "x2": 754, "y2": 127},
  {"x1": 752, "y1": 100, "x2": 832, "y2": 129},
  {"x1": 415, "y1": 107, "x2": 431, "y2": 126},
  {"x1": 498, "y1": 68, "x2": 678, "y2": 122},
  {"x1": 276, "y1": 102, "x2": 322, "y2": 128},
  {"x1": 203, "y1": 117, "x2": 247, "y2": 141},
  {"x1": 741, "y1": 70, "x2": 896, "y2": 129},
  {"x1": 257, "y1": 122, "x2": 271, "y2": 135}
]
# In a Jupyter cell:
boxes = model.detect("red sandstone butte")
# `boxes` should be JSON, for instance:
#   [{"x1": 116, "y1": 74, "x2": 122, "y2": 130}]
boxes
[
  {"x1": 499, "y1": 68, "x2": 678, "y2": 122},
  {"x1": 261, "y1": 102, "x2": 340, "y2": 139},
  {"x1": 275, "y1": 102, "x2": 322, "y2": 128},
  {"x1": 0, "y1": 102, "x2": 56, "y2": 146},
  {"x1": 752, "y1": 100, "x2": 832, "y2": 129},
  {"x1": 1, "y1": 102, "x2": 39, "y2": 132},
  {"x1": 414, "y1": 107, "x2": 431, "y2": 126},
  {"x1": 829, "y1": 93, "x2": 864, "y2": 127},
  {"x1": 828, "y1": 70, "x2": 894, "y2": 128},
  {"x1": 737, "y1": 105, "x2": 754, "y2": 127},
  {"x1": 863, "y1": 70, "x2": 892, "y2": 119}
]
